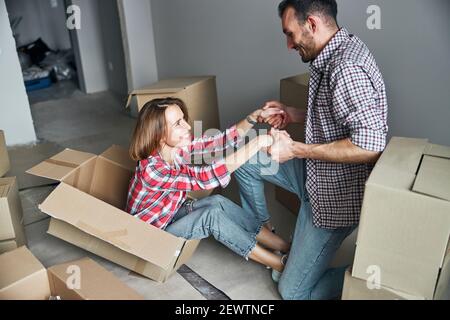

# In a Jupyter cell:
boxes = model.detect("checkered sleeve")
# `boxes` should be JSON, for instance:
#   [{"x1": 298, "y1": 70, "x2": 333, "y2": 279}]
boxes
[
  {"x1": 330, "y1": 62, "x2": 387, "y2": 152},
  {"x1": 142, "y1": 159, "x2": 231, "y2": 192},
  {"x1": 188, "y1": 125, "x2": 243, "y2": 155}
]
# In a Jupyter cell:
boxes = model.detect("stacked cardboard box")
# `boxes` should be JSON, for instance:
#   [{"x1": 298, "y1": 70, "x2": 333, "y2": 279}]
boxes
[
  {"x1": 26, "y1": 145, "x2": 200, "y2": 283},
  {"x1": 274, "y1": 74, "x2": 309, "y2": 216},
  {"x1": 343, "y1": 137, "x2": 450, "y2": 300},
  {"x1": 0, "y1": 246, "x2": 143, "y2": 300},
  {"x1": 126, "y1": 76, "x2": 221, "y2": 200},
  {"x1": 0, "y1": 177, "x2": 26, "y2": 254},
  {"x1": 0, "y1": 130, "x2": 10, "y2": 177}
]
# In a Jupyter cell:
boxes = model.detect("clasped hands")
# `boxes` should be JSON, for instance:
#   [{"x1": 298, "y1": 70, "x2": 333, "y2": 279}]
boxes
[{"x1": 249, "y1": 101, "x2": 296, "y2": 163}]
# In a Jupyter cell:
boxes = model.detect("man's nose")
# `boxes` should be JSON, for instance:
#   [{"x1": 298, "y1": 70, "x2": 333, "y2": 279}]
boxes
[{"x1": 287, "y1": 38, "x2": 295, "y2": 50}]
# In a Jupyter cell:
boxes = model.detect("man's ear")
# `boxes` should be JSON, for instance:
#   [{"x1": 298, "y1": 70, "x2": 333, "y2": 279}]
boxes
[{"x1": 306, "y1": 15, "x2": 318, "y2": 33}]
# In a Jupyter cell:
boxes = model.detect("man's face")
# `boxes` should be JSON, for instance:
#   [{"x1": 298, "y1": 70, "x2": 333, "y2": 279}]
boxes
[{"x1": 281, "y1": 6, "x2": 317, "y2": 63}]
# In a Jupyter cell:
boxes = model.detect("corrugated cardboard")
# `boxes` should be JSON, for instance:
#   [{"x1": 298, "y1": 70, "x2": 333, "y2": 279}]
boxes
[
  {"x1": 342, "y1": 268, "x2": 423, "y2": 300},
  {"x1": 353, "y1": 137, "x2": 450, "y2": 299},
  {"x1": 274, "y1": 74, "x2": 309, "y2": 215},
  {"x1": 27, "y1": 145, "x2": 201, "y2": 283},
  {"x1": 126, "y1": 76, "x2": 220, "y2": 133},
  {"x1": 0, "y1": 130, "x2": 10, "y2": 177},
  {"x1": 47, "y1": 257, "x2": 143, "y2": 300},
  {"x1": 126, "y1": 76, "x2": 221, "y2": 200},
  {"x1": 0, "y1": 246, "x2": 52, "y2": 300},
  {"x1": 0, "y1": 177, "x2": 26, "y2": 254},
  {"x1": 0, "y1": 246, "x2": 143, "y2": 300}
]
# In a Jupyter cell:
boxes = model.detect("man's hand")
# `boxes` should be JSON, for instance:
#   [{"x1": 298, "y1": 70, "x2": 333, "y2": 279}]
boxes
[
  {"x1": 268, "y1": 129, "x2": 295, "y2": 163},
  {"x1": 261, "y1": 101, "x2": 292, "y2": 129}
]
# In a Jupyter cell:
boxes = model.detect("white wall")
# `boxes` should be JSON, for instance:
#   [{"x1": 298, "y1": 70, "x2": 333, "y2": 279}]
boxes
[
  {"x1": 5, "y1": 0, "x2": 71, "y2": 50},
  {"x1": 0, "y1": 0, "x2": 37, "y2": 145},
  {"x1": 150, "y1": 0, "x2": 450, "y2": 145},
  {"x1": 118, "y1": 0, "x2": 158, "y2": 91}
]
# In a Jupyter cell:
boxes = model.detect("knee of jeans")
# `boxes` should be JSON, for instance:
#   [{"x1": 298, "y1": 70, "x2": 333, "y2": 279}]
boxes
[
  {"x1": 208, "y1": 195, "x2": 227, "y2": 207},
  {"x1": 278, "y1": 277, "x2": 311, "y2": 300}
]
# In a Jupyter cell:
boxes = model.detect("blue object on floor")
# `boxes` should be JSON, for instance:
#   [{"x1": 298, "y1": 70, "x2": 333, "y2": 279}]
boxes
[{"x1": 25, "y1": 76, "x2": 52, "y2": 92}]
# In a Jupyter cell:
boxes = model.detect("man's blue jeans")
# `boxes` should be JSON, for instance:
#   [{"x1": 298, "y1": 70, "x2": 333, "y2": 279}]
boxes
[{"x1": 235, "y1": 152, "x2": 356, "y2": 300}]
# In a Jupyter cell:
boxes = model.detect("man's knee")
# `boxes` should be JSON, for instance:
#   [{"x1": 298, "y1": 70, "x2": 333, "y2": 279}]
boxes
[{"x1": 278, "y1": 278, "x2": 312, "y2": 300}]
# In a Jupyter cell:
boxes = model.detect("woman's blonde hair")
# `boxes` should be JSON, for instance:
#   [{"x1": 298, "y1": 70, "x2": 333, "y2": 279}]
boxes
[{"x1": 129, "y1": 97, "x2": 189, "y2": 161}]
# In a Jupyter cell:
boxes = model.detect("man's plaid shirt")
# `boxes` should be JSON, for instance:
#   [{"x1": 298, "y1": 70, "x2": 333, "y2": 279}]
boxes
[
  {"x1": 126, "y1": 126, "x2": 242, "y2": 229},
  {"x1": 305, "y1": 28, "x2": 388, "y2": 229}
]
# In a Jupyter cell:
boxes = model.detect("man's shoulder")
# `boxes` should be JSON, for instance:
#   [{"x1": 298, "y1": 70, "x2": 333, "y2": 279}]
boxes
[{"x1": 328, "y1": 33, "x2": 375, "y2": 77}]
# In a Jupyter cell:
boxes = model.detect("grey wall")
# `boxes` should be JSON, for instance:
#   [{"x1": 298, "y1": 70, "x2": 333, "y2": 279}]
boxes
[
  {"x1": 118, "y1": 0, "x2": 158, "y2": 91},
  {"x1": 0, "y1": 0, "x2": 37, "y2": 145},
  {"x1": 98, "y1": 0, "x2": 128, "y2": 96},
  {"x1": 150, "y1": 0, "x2": 450, "y2": 145},
  {"x1": 69, "y1": 0, "x2": 109, "y2": 93},
  {"x1": 5, "y1": 0, "x2": 71, "y2": 50}
]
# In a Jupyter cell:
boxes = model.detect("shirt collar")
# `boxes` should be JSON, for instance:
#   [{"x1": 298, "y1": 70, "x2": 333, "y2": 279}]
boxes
[{"x1": 311, "y1": 27, "x2": 350, "y2": 73}]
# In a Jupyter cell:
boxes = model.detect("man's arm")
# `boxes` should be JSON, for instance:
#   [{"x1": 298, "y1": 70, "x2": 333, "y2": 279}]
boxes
[{"x1": 293, "y1": 138, "x2": 381, "y2": 164}]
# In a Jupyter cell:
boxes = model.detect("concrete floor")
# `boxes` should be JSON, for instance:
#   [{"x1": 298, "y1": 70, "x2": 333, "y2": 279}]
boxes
[{"x1": 7, "y1": 84, "x2": 357, "y2": 300}]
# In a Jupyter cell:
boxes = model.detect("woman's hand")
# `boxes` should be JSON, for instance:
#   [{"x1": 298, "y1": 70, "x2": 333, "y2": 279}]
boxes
[{"x1": 262, "y1": 101, "x2": 293, "y2": 129}]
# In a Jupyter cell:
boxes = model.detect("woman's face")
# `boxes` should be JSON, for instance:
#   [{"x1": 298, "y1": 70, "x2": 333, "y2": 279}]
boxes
[{"x1": 163, "y1": 105, "x2": 192, "y2": 148}]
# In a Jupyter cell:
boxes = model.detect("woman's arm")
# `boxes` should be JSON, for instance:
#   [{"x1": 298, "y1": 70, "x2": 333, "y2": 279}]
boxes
[
  {"x1": 224, "y1": 135, "x2": 273, "y2": 173},
  {"x1": 144, "y1": 135, "x2": 273, "y2": 191}
]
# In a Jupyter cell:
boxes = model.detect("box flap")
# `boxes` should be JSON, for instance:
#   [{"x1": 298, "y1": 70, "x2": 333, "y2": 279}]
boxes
[
  {"x1": 0, "y1": 246, "x2": 45, "y2": 289},
  {"x1": 26, "y1": 149, "x2": 96, "y2": 182},
  {"x1": 39, "y1": 183, "x2": 186, "y2": 270},
  {"x1": 99, "y1": 145, "x2": 136, "y2": 171},
  {"x1": 48, "y1": 257, "x2": 143, "y2": 300},
  {"x1": 131, "y1": 76, "x2": 213, "y2": 95},
  {"x1": 412, "y1": 155, "x2": 450, "y2": 201},
  {"x1": 424, "y1": 144, "x2": 450, "y2": 159},
  {"x1": 126, "y1": 76, "x2": 213, "y2": 108},
  {"x1": 374, "y1": 137, "x2": 429, "y2": 174}
]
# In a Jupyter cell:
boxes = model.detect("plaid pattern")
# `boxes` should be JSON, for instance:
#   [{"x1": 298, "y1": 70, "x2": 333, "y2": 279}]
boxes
[
  {"x1": 305, "y1": 28, "x2": 388, "y2": 229},
  {"x1": 126, "y1": 126, "x2": 242, "y2": 229}
]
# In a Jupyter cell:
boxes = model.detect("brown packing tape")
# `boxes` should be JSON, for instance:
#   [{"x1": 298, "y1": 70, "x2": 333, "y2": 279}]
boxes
[
  {"x1": 45, "y1": 159, "x2": 79, "y2": 169},
  {"x1": 76, "y1": 221, "x2": 131, "y2": 251}
]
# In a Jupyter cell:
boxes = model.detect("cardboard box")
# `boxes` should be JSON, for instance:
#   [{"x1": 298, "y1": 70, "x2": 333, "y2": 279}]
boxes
[
  {"x1": 126, "y1": 76, "x2": 220, "y2": 132},
  {"x1": 274, "y1": 73, "x2": 310, "y2": 215},
  {"x1": 0, "y1": 177, "x2": 26, "y2": 254},
  {"x1": 0, "y1": 246, "x2": 143, "y2": 300},
  {"x1": 353, "y1": 137, "x2": 450, "y2": 299},
  {"x1": 26, "y1": 145, "x2": 200, "y2": 283},
  {"x1": 342, "y1": 268, "x2": 424, "y2": 300},
  {"x1": 0, "y1": 130, "x2": 10, "y2": 177},
  {"x1": 343, "y1": 256, "x2": 450, "y2": 300},
  {"x1": 126, "y1": 76, "x2": 221, "y2": 200}
]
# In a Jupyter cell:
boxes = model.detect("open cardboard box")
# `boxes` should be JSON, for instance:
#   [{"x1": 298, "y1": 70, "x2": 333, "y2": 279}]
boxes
[
  {"x1": 26, "y1": 145, "x2": 200, "y2": 283},
  {"x1": 0, "y1": 246, "x2": 143, "y2": 300},
  {"x1": 0, "y1": 177, "x2": 26, "y2": 254},
  {"x1": 0, "y1": 130, "x2": 10, "y2": 177},
  {"x1": 353, "y1": 137, "x2": 450, "y2": 299}
]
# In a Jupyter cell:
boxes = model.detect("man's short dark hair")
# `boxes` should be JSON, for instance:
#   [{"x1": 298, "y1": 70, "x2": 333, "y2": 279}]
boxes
[{"x1": 278, "y1": 0, "x2": 338, "y2": 26}]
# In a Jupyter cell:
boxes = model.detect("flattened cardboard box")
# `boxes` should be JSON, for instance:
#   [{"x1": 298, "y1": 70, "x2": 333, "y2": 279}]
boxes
[
  {"x1": 0, "y1": 246, "x2": 143, "y2": 300},
  {"x1": 27, "y1": 145, "x2": 200, "y2": 283},
  {"x1": 126, "y1": 76, "x2": 220, "y2": 200},
  {"x1": 0, "y1": 177, "x2": 26, "y2": 254},
  {"x1": 353, "y1": 137, "x2": 450, "y2": 299},
  {"x1": 275, "y1": 74, "x2": 309, "y2": 215},
  {"x1": 0, "y1": 130, "x2": 10, "y2": 177}
]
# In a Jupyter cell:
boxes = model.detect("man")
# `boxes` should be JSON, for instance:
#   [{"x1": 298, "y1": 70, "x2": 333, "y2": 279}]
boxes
[{"x1": 235, "y1": 0, "x2": 388, "y2": 300}]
